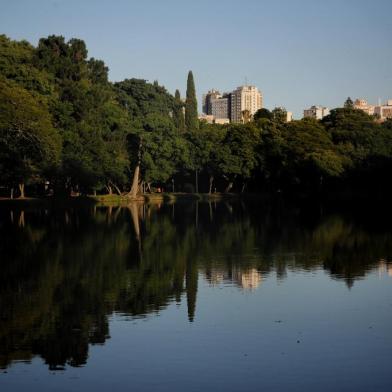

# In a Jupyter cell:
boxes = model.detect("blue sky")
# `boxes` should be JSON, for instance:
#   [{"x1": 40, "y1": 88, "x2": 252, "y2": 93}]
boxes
[{"x1": 1, "y1": 0, "x2": 391, "y2": 117}]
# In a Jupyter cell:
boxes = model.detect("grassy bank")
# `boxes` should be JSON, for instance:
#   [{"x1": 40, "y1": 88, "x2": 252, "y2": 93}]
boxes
[
  {"x1": 0, "y1": 192, "x2": 240, "y2": 207},
  {"x1": 92, "y1": 192, "x2": 239, "y2": 205}
]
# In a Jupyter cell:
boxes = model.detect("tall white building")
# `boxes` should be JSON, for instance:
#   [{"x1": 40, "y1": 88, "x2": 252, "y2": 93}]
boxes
[
  {"x1": 230, "y1": 85, "x2": 263, "y2": 123},
  {"x1": 354, "y1": 99, "x2": 375, "y2": 116},
  {"x1": 303, "y1": 105, "x2": 330, "y2": 120},
  {"x1": 374, "y1": 100, "x2": 392, "y2": 121}
]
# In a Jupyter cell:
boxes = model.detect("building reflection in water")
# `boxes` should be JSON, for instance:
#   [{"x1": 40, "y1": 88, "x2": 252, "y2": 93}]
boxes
[
  {"x1": 378, "y1": 259, "x2": 392, "y2": 277},
  {"x1": 205, "y1": 267, "x2": 262, "y2": 290},
  {"x1": 1, "y1": 200, "x2": 392, "y2": 371}
]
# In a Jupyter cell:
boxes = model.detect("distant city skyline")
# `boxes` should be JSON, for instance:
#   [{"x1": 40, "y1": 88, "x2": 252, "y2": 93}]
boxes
[{"x1": 1, "y1": 0, "x2": 391, "y2": 117}]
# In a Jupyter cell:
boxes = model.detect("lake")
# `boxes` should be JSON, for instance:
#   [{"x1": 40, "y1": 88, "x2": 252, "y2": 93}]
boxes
[{"x1": 0, "y1": 199, "x2": 392, "y2": 391}]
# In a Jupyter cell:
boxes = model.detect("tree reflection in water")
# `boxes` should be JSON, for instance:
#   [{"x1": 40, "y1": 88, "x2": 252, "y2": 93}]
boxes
[{"x1": 0, "y1": 200, "x2": 391, "y2": 370}]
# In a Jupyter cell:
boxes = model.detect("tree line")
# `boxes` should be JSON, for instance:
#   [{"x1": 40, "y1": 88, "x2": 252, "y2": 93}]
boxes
[{"x1": 1, "y1": 34, "x2": 392, "y2": 199}]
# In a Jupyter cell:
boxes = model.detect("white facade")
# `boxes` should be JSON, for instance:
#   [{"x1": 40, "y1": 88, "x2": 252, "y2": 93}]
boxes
[
  {"x1": 198, "y1": 114, "x2": 214, "y2": 124},
  {"x1": 354, "y1": 99, "x2": 375, "y2": 116},
  {"x1": 353, "y1": 98, "x2": 392, "y2": 121},
  {"x1": 374, "y1": 101, "x2": 392, "y2": 121},
  {"x1": 230, "y1": 85, "x2": 263, "y2": 123},
  {"x1": 303, "y1": 105, "x2": 330, "y2": 120},
  {"x1": 214, "y1": 118, "x2": 230, "y2": 125}
]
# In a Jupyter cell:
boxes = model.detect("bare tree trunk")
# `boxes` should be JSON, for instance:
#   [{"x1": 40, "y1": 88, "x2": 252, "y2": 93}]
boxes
[
  {"x1": 224, "y1": 202, "x2": 233, "y2": 214},
  {"x1": 10, "y1": 188, "x2": 14, "y2": 199},
  {"x1": 128, "y1": 164, "x2": 140, "y2": 198},
  {"x1": 112, "y1": 183, "x2": 122, "y2": 195},
  {"x1": 241, "y1": 182, "x2": 246, "y2": 193},
  {"x1": 195, "y1": 201, "x2": 199, "y2": 228},
  {"x1": 208, "y1": 175, "x2": 214, "y2": 194},
  {"x1": 224, "y1": 182, "x2": 233, "y2": 193},
  {"x1": 18, "y1": 210, "x2": 25, "y2": 227},
  {"x1": 129, "y1": 203, "x2": 141, "y2": 241},
  {"x1": 114, "y1": 206, "x2": 121, "y2": 222},
  {"x1": 195, "y1": 169, "x2": 199, "y2": 193},
  {"x1": 146, "y1": 182, "x2": 152, "y2": 193},
  {"x1": 18, "y1": 183, "x2": 25, "y2": 198},
  {"x1": 127, "y1": 138, "x2": 143, "y2": 199},
  {"x1": 106, "y1": 184, "x2": 113, "y2": 195}
]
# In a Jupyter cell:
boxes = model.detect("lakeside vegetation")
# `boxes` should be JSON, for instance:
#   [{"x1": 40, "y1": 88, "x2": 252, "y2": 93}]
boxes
[
  {"x1": 1, "y1": 34, "x2": 392, "y2": 200},
  {"x1": 1, "y1": 201, "x2": 391, "y2": 369}
]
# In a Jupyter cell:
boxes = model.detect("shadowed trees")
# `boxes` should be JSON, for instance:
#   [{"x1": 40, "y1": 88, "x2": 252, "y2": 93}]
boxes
[
  {"x1": 0, "y1": 79, "x2": 61, "y2": 197},
  {"x1": 1, "y1": 34, "x2": 392, "y2": 198}
]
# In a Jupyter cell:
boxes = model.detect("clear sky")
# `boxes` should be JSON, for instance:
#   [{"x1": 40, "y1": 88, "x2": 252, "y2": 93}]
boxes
[{"x1": 1, "y1": 0, "x2": 391, "y2": 117}]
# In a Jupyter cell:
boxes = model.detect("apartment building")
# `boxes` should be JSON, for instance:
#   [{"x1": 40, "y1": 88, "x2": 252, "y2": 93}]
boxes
[
  {"x1": 303, "y1": 105, "x2": 330, "y2": 120},
  {"x1": 374, "y1": 100, "x2": 392, "y2": 121},
  {"x1": 202, "y1": 89, "x2": 221, "y2": 115},
  {"x1": 353, "y1": 99, "x2": 375, "y2": 116},
  {"x1": 230, "y1": 85, "x2": 263, "y2": 123},
  {"x1": 211, "y1": 94, "x2": 230, "y2": 120}
]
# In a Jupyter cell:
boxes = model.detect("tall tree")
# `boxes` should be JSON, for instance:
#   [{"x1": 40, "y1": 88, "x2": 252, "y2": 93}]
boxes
[
  {"x1": 173, "y1": 89, "x2": 185, "y2": 131},
  {"x1": 115, "y1": 78, "x2": 178, "y2": 195},
  {"x1": 185, "y1": 71, "x2": 198, "y2": 131},
  {"x1": 272, "y1": 107, "x2": 288, "y2": 124},
  {"x1": 0, "y1": 80, "x2": 61, "y2": 197},
  {"x1": 217, "y1": 124, "x2": 261, "y2": 192},
  {"x1": 254, "y1": 108, "x2": 273, "y2": 122},
  {"x1": 344, "y1": 97, "x2": 354, "y2": 109},
  {"x1": 281, "y1": 118, "x2": 344, "y2": 190}
]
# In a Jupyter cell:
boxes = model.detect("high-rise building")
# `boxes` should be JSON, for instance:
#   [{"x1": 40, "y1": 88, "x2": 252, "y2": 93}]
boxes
[
  {"x1": 230, "y1": 85, "x2": 263, "y2": 123},
  {"x1": 303, "y1": 105, "x2": 330, "y2": 120},
  {"x1": 210, "y1": 93, "x2": 231, "y2": 120},
  {"x1": 202, "y1": 89, "x2": 221, "y2": 115}
]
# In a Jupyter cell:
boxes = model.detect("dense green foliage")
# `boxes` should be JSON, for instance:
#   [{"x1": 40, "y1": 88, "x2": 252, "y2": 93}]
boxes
[
  {"x1": 0, "y1": 79, "x2": 61, "y2": 196},
  {"x1": 185, "y1": 70, "x2": 198, "y2": 132},
  {"x1": 1, "y1": 34, "x2": 392, "y2": 198},
  {"x1": 173, "y1": 89, "x2": 185, "y2": 132}
]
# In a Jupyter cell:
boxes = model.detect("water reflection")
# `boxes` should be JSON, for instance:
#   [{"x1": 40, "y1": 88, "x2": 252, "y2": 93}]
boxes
[
  {"x1": 0, "y1": 201, "x2": 391, "y2": 371},
  {"x1": 205, "y1": 267, "x2": 262, "y2": 290}
]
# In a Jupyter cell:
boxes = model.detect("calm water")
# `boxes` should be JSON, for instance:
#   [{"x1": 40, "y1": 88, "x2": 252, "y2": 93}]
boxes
[{"x1": 0, "y1": 200, "x2": 392, "y2": 391}]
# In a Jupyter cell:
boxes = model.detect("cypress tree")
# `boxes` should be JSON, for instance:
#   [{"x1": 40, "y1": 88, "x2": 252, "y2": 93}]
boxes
[
  {"x1": 344, "y1": 97, "x2": 354, "y2": 109},
  {"x1": 185, "y1": 71, "x2": 198, "y2": 131},
  {"x1": 173, "y1": 89, "x2": 185, "y2": 131}
]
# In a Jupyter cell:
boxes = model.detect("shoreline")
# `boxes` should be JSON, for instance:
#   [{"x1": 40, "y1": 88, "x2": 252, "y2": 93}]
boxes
[
  {"x1": 1, "y1": 191, "x2": 391, "y2": 207},
  {"x1": 0, "y1": 192, "x2": 242, "y2": 206}
]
